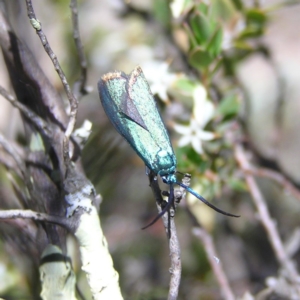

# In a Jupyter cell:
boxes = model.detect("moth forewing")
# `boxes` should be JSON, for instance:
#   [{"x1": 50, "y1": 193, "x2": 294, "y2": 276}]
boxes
[
  {"x1": 98, "y1": 68, "x2": 175, "y2": 175},
  {"x1": 127, "y1": 67, "x2": 175, "y2": 162}
]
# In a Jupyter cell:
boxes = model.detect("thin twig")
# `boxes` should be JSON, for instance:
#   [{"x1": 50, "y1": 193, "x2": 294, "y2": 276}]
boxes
[
  {"x1": 0, "y1": 86, "x2": 51, "y2": 137},
  {"x1": 244, "y1": 165, "x2": 300, "y2": 201},
  {"x1": 0, "y1": 148, "x2": 23, "y2": 179},
  {"x1": 234, "y1": 143, "x2": 300, "y2": 287},
  {"x1": 0, "y1": 132, "x2": 25, "y2": 175},
  {"x1": 0, "y1": 209, "x2": 70, "y2": 229},
  {"x1": 70, "y1": 0, "x2": 88, "y2": 99},
  {"x1": 193, "y1": 228, "x2": 235, "y2": 300},
  {"x1": 167, "y1": 174, "x2": 190, "y2": 300},
  {"x1": 25, "y1": 0, "x2": 78, "y2": 166},
  {"x1": 148, "y1": 172, "x2": 184, "y2": 300}
]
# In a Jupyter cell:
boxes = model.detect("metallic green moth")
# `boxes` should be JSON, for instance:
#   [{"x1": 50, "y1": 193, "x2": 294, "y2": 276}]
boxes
[{"x1": 98, "y1": 66, "x2": 238, "y2": 221}]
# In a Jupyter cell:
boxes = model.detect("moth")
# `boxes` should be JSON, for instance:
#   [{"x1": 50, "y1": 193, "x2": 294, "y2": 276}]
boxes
[{"x1": 98, "y1": 66, "x2": 238, "y2": 227}]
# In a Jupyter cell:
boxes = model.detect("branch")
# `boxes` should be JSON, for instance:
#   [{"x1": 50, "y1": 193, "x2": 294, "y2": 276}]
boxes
[
  {"x1": 25, "y1": 0, "x2": 78, "y2": 166},
  {"x1": 0, "y1": 86, "x2": 52, "y2": 137},
  {"x1": 40, "y1": 244, "x2": 77, "y2": 300},
  {"x1": 70, "y1": 0, "x2": 89, "y2": 99},
  {"x1": 234, "y1": 143, "x2": 300, "y2": 287},
  {"x1": 0, "y1": 8, "x2": 68, "y2": 128},
  {"x1": 192, "y1": 228, "x2": 235, "y2": 300},
  {"x1": 0, "y1": 132, "x2": 25, "y2": 174},
  {"x1": 0, "y1": 209, "x2": 70, "y2": 229},
  {"x1": 148, "y1": 172, "x2": 190, "y2": 300},
  {"x1": 243, "y1": 165, "x2": 300, "y2": 202},
  {"x1": 167, "y1": 175, "x2": 190, "y2": 300},
  {"x1": 74, "y1": 206, "x2": 123, "y2": 300}
]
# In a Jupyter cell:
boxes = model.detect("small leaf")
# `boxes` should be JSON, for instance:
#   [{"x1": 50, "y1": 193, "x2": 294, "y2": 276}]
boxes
[
  {"x1": 216, "y1": 94, "x2": 240, "y2": 119},
  {"x1": 173, "y1": 78, "x2": 197, "y2": 95},
  {"x1": 196, "y1": 2, "x2": 209, "y2": 15},
  {"x1": 153, "y1": 0, "x2": 172, "y2": 28},
  {"x1": 175, "y1": 146, "x2": 209, "y2": 171},
  {"x1": 189, "y1": 12, "x2": 212, "y2": 45},
  {"x1": 189, "y1": 47, "x2": 214, "y2": 69},
  {"x1": 169, "y1": 77, "x2": 197, "y2": 104},
  {"x1": 231, "y1": 0, "x2": 244, "y2": 11},
  {"x1": 246, "y1": 8, "x2": 267, "y2": 26},
  {"x1": 238, "y1": 26, "x2": 264, "y2": 39},
  {"x1": 210, "y1": 0, "x2": 237, "y2": 22},
  {"x1": 206, "y1": 27, "x2": 223, "y2": 57},
  {"x1": 233, "y1": 41, "x2": 254, "y2": 51},
  {"x1": 228, "y1": 178, "x2": 248, "y2": 192}
]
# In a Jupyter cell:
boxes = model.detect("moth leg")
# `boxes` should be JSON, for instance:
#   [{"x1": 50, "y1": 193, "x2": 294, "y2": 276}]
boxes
[
  {"x1": 142, "y1": 183, "x2": 175, "y2": 233},
  {"x1": 162, "y1": 189, "x2": 176, "y2": 217}
]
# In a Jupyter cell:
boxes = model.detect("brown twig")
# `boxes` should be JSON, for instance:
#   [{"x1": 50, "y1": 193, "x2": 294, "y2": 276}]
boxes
[
  {"x1": 148, "y1": 172, "x2": 185, "y2": 300},
  {"x1": 243, "y1": 165, "x2": 300, "y2": 201},
  {"x1": 0, "y1": 132, "x2": 25, "y2": 175},
  {"x1": 0, "y1": 209, "x2": 70, "y2": 229},
  {"x1": 167, "y1": 174, "x2": 190, "y2": 300},
  {"x1": 0, "y1": 86, "x2": 51, "y2": 137},
  {"x1": 25, "y1": 0, "x2": 78, "y2": 166},
  {"x1": 234, "y1": 143, "x2": 300, "y2": 288},
  {"x1": 70, "y1": 0, "x2": 88, "y2": 99},
  {"x1": 192, "y1": 228, "x2": 235, "y2": 300}
]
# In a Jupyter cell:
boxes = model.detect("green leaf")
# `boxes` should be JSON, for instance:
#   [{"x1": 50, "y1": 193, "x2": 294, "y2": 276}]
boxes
[
  {"x1": 196, "y1": 2, "x2": 209, "y2": 15},
  {"x1": 173, "y1": 78, "x2": 197, "y2": 95},
  {"x1": 230, "y1": 0, "x2": 244, "y2": 11},
  {"x1": 206, "y1": 26, "x2": 223, "y2": 57},
  {"x1": 210, "y1": 0, "x2": 237, "y2": 22},
  {"x1": 175, "y1": 146, "x2": 210, "y2": 172},
  {"x1": 238, "y1": 26, "x2": 264, "y2": 39},
  {"x1": 189, "y1": 12, "x2": 212, "y2": 45},
  {"x1": 153, "y1": 0, "x2": 172, "y2": 28},
  {"x1": 188, "y1": 47, "x2": 214, "y2": 69},
  {"x1": 169, "y1": 77, "x2": 197, "y2": 105},
  {"x1": 228, "y1": 178, "x2": 248, "y2": 192},
  {"x1": 246, "y1": 8, "x2": 267, "y2": 26},
  {"x1": 216, "y1": 94, "x2": 240, "y2": 118},
  {"x1": 233, "y1": 41, "x2": 254, "y2": 51}
]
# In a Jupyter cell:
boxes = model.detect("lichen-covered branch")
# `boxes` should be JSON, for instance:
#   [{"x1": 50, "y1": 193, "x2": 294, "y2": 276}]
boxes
[
  {"x1": 75, "y1": 206, "x2": 123, "y2": 300},
  {"x1": 40, "y1": 244, "x2": 77, "y2": 300}
]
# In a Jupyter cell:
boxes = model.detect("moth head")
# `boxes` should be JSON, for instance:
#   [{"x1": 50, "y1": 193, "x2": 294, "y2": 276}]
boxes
[{"x1": 161, "y1": 173, "x2": 177, "y2": 185}]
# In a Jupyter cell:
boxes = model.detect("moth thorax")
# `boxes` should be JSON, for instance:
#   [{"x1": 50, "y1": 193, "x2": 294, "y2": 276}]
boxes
[{"x1": 156, "y1": 149, "x2": 176, "y2": 173}]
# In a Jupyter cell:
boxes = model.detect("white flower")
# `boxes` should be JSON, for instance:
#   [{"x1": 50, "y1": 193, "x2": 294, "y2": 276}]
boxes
[
  {"x1": 193, "y1": 85, "x2": 214, "y2": 126},
  {"x1": 174, "y1": 85, "x2": 216, "y2": 154},
  {"x1": 170, "y1": 0, "x2": 186, "y2": 18},
  {"x1": 141, "y1": 62, "x2": 177, "y2": 101}
]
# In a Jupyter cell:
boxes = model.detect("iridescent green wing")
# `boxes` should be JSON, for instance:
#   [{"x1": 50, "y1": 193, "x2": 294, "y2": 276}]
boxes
[
  {"x1": 126, "y1": 67, "x2": 175, "y2": 162},
  {"x1": 98, "y1": 69, "x2": 173, "y2": 173}
]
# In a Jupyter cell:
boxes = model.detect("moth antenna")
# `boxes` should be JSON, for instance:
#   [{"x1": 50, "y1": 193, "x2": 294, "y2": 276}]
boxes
[
  {"x1": 142, "y1": 183, "x2": 175, "y2": 231},
  {"x1": 176, "y1": 182, "x2": 240, "y2": 218}
]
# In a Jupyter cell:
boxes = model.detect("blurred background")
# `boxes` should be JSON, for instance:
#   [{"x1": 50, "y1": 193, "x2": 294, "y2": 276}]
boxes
[{"x1": 0, "y1": 0, "x2": 300, "y2": 299}]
